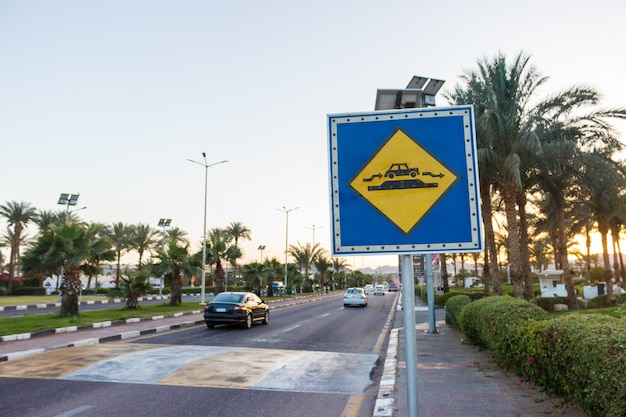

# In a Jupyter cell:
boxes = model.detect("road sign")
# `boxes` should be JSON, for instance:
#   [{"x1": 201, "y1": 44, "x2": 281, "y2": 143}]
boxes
[{"x1": 327, "y1": 105, "x2": 482, "y2": 255}]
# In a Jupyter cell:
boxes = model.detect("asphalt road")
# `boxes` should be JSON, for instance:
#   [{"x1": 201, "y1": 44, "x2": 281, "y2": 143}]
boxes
[{"x1": 0, "y1": 292, "x2": 398, "y2": 417}]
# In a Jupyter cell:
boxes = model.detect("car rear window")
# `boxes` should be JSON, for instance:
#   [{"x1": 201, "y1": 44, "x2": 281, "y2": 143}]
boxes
[{"x1": 213, "y1": 293, "x2": 244, "y2": 303}]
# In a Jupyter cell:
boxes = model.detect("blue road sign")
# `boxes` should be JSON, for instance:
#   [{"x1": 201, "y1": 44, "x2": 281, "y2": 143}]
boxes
[{"x1": 327, "y1": 105, "x2": 482, "y2": 256}]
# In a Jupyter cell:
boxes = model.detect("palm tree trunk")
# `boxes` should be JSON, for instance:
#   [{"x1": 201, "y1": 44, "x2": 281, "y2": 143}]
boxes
[
  {"x1": 481, "y1": 180, "x2": 500, "y2": 295},
  {"x1": 60, "y1": 268, "x2": 82, "y2": 317},
  {"x1": 517, "y1": 191, "x2": 534, "y2": 300},
  {"x1": 170, "y1": 265, "x2": 183, "y2": 306},
  {"x1": 599, "y1": 221, "x2": 613, "y2": 298},
  {"x1": 554, "y1": 196, "x2": 577, "y2": 308},
  {"x1": 502, "y1": 186, "x2": 524, "y2": 298}
]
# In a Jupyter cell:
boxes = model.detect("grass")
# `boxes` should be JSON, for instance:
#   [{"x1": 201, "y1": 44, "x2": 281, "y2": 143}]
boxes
[{"x1": 0, "y1": 302, "x2": 203, "y2": 337}]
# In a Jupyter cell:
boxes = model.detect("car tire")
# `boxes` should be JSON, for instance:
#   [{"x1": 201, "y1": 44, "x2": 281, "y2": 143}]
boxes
[
  {"x1": 262, "y1": 310, "x2": 269, "y2": 324},
  {"x1": 206, "y1": 323, "x2": 214, "y2": 329},
  {"x1": 344, "y1": 304, "x2": 348, "y2": 307},
  {"x1": 242, "y1": 313, "x2": 253, "y2": 329}
]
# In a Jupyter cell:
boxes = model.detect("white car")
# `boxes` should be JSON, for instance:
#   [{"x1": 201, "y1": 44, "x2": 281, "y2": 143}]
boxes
[
  {"x1": 374, "y1": 285, "x2": 385, "y2": 296},
  {"x1": 343, "y1": 288, "x2": 368, "y2": 307},
  {"x1": 364, "y1": 284, "x2": 374, "y2": 293}
]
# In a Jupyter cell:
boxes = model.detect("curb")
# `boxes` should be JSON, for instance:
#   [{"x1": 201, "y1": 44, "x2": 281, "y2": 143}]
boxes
[
  {"x1": 0, "y1": 316, "x2": 205, "y2": 362},
  {"x1": 0, "y1": 295, "x2": 179, "y2": 312}
]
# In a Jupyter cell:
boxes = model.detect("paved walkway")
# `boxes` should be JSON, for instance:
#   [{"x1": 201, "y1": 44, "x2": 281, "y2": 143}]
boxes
[{"x1": 389, "y1": 301, "x2": 588, "y2": 417}]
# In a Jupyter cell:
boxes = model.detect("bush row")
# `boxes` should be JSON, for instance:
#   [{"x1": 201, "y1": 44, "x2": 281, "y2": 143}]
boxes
[{"x1": 455, "y1": 296, "x2": 626, "y2": 417}]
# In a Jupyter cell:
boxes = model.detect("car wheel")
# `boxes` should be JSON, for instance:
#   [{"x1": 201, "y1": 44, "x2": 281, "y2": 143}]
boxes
[
  {"x1": 242, "y1": 313, "x2": 253, "y2": 329},
  {"x1": 344, "y1": 304, "x2": 348, "y2": 307},
  {"x1": 262, "y1": 310, "x2": 269, "y2": 324},
  {"x1": 206, "y1": 323, "x2": 214, "y2": 329}
]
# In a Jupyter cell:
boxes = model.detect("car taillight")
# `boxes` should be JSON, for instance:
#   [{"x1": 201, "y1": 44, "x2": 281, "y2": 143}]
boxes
[
  {"x1": 204, "y1": 306, "x2": 209, "y2": 312},
  {"x1": 233, "y1": 304, "x2": 242, "y2": 312}
]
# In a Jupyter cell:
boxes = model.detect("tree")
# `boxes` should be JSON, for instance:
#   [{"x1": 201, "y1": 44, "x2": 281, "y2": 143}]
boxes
[
  {"x1": 130, "y1": 223, "x2": 158, "y2": 270},
  {"x1": 314, "y1": 252, "x2": 332, "y2": 291},
  {"x1": 225, "y1": 221, "x2": 251, "y2": 286},
  {"x1": 205, "y1": 228, "x2": 239, "y2": 294},
  {"x1": 448, "y1": 52, "x2": 546, "y2": 298},
  {"x1": 331, "y1": 257, "x2": 350, "y2": 289},
  {"x1": 0, "y1": 201, "x2": 37, "y2": 291},
  {"x1": 166, "y1": 227, "x2": 189, "y2": 245},
  {"x1": 579, "y1": 153, "x2": 626, "y2": 298},
  {"x1": 24, "y1": 222, "x2": 113, "y2": 316},
  {"x1": 288, "y1": 242, "x2": 324, "y2": 292},
  {"x1": 103, "y1": 222, "x2": 133, "y2": 286},
  {"x1": 110, "y1": 271, "x2": 152, "y2": 308},
  {"x1": 528, "y1": 84, "x2": 626, "y2": 306},
  {"x1": 149, "y1": 241, "x2": 199, "y2": 305}
]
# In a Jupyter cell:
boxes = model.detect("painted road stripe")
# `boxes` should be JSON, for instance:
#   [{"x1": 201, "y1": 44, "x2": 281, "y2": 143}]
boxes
[{"x1": 1, "y1": 343, "x2": 378, "y2": 394}]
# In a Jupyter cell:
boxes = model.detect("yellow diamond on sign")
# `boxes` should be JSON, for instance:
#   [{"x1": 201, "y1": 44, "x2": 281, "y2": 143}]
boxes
[{"x1": 350, "y1": 129, "x2": 458, "y2": 234}]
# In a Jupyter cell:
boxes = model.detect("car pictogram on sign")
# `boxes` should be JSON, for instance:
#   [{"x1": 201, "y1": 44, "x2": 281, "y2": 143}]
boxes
[{"x1": 384, "y1": 163, "x2": 418, "y2": 179}]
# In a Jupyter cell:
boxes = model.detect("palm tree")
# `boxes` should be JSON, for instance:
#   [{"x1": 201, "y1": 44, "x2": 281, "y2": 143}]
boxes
[
  {"x1": 103, "y1": 222, "x2": 133, "y2": 286},
  {"x1": 314, "y1": 253, "x2": 332, "y2": 291},
  {"x1": 111, "y1": 271, "x2": 153, "y2": 308},
  {"x1": 24, "y1": 222, "x2": 113, "y2": 316},
  {"x1": 149, "y1": 241, "x2": 199, "y2": 305},
  {"x1": 166, "y1": 227, "x2": 189, "y2": 245},
  {"x1": 528, "y1": 83, "x2": 626, "y2": 306},
  {"x1": 130, "y1": 223, "x2": 158, "y2": 270},
  {"x1": 205, "y1": 228, "x2": 239, "y2": 294},
  {"x1": 0, "y1": 201, "x2": 38, "y2": 291},
  {"x1": 449, "y1": 52, "x2": 546, "y2": 298},
  {"x1": 288, "y1": 242, "x2": 324, "y2": 292},
  {"x1": 331, "y1": 257, "x2": 349, "y2": 289},
  {"x1": 579, "y1": 153, "x2": 626, "y2": 298},
  {"x1": 225, "y1": 221, "x2": 251, "y2": 285}
]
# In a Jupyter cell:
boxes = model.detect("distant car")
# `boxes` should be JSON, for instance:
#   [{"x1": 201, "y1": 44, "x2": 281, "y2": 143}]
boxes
[
  {"x1": 204, "y1": 292, "x2": 269, "y2": 329},
  {"x1": 364, "y1": 284, "x2": 374, "y2": 293},
  {"x1": 388, "y1": 282, "x2": 397, "y2": 292},
  {"x1": 344, "y1": 287, "x2": 368, "y2": 307},
  {"x1": 374, "y1": 285, "x2": 385, "y2": 296}
]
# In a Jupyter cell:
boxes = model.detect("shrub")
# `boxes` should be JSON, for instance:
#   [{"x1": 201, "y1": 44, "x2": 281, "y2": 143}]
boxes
[
  {"x1": 543, "y1": 315, "x2": 626, "y2": 417},
  {"x1": 586, "y1": 294, "x2": 616, "y2": 309},
  {"x1": 10, "y1": 287, "x2": 47, "y2": 296},
  {"x1": 534, "y1": 296, "x2": 568, "y2": 311},
  {"x1": 445, "y1": 295, "x2": 471, "y2": 329},
  {"x1": 458, "y1": 295, "x2": 547, "y2": 363}
]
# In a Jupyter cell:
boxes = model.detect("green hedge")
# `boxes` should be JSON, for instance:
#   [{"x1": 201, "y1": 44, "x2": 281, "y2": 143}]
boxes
[
  {"x1": 444, "y1": 295, "x2": 471, "y2": 329},
  {"x1": 534, "y1": 296, "x2": 568, "y2": 311},
  {"x1": 458, "y1": 295, "x2": 626, "y2": 417},
  {"x1": 10, "y1": 287, "x2": 47, "y2": 296},
  {"x1": 459, "y1": 296, "x2": 547, "y2": 364},
  {"x1": 586, "y1": 294, "x2": 616, "y2": 309}
]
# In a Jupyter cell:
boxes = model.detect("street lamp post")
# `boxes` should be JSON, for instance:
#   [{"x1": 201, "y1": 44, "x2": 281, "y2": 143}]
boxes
[
  {"x1": 257, "y1": 245, "x2": 266, "y2": 263},
  {"x1": 187, "y1": 153, "x2": 227, "y2": 304},
  {"x1": 57, "y1": 193, "x2": 80, "y2": 301},
  {"x1": 157, "y1": 218, "x2": 171, "y2": 297},
  {"x1": 305, "y1": 224, "x2": 322, "y2": 247},
  {"x1": 277, "y1": 206, "x2": 298, "y2": 291}
]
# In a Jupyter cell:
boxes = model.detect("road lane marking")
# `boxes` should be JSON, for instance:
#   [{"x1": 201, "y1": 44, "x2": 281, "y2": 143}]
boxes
[
  {"x1": 281, "y1": 324, "x2": 301, "y2": 332},
  {"x1": 54, "y1": 405, "x2": 94, "y2": 417}
]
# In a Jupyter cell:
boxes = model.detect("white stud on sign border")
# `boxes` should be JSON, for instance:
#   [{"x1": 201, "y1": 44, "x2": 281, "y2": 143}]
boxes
[{"x1": 327, "y1": 105, "x2": 482, "y2": 255}]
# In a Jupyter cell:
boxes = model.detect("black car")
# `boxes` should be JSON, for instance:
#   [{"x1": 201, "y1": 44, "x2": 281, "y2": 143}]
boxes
[{"x1": 203, "y1": 292, "x2": 269, "y2": 329}]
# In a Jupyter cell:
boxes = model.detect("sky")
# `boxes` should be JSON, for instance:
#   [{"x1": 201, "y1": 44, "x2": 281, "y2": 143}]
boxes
[{"x1": 1, "y1": 0, "x2": 626, "y2": 271}]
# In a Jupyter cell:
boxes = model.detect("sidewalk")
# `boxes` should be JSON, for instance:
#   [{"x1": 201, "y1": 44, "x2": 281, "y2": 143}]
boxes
[{"x1": 389, "y1": 300, "x2": 588, "y2": 417}]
